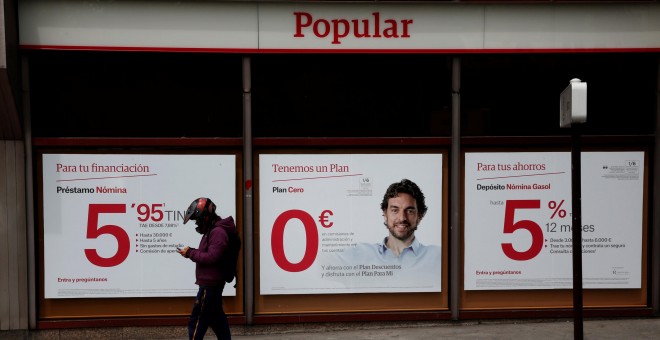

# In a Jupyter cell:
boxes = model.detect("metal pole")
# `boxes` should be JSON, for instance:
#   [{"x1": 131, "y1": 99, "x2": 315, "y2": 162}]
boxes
[
  {"x1": 242, "y1": 56, "x2": 254, "y2": 325},
  {"x1": 652, "y1": 57, "x2": 660, "y2": 316},
  {"x1": 21, "y1": 56, "x2": 37, "y2": 330},
  {"x1": 450, "y1": 56, "x2": 461, "y2": 320},
  {"x1": 571, "y1": 125, "x2": 584, "y2": 340}
]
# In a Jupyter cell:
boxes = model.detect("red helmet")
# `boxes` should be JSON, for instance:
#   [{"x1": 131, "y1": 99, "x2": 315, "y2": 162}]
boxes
[{"x1": 183, "y1": 197, "x2": 216, "y2": 224}]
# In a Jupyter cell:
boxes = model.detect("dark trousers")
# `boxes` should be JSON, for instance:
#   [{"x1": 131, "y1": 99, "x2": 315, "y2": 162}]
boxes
[{"x1": 188, "y1": 285, "x2": 231, "y2": 340}]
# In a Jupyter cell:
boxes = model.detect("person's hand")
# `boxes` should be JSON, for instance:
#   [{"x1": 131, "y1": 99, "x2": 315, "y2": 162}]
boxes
[{"x1": 177, "y1": 246, "x2": 190, "y2": 257}]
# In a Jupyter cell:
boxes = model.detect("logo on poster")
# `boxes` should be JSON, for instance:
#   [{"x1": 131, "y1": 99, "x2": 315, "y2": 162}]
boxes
[{"x1": 612, "y1": 267, "x2": 629, "y2": 275}]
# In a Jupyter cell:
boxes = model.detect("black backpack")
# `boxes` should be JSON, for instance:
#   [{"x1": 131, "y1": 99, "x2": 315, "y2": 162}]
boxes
[{"x1": 220, "y1": 224, "x2": 241, "y2": 287}]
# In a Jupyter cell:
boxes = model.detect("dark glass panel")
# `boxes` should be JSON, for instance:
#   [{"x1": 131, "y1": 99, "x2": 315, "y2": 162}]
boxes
[
  {"x1": 28, "y1": 51, "x2": 243, "y2": 138},
  {"x1": 252, "y1": 54, "x2": 452, "y2": 137},
  {"x1": 461, "y1": 54, "x2": 657, "y2": 136}
]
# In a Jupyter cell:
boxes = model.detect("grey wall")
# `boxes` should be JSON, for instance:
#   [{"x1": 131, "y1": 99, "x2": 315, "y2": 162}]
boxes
[{"x1": 0, "y1": 140, "x2": 28, "y2": 330}]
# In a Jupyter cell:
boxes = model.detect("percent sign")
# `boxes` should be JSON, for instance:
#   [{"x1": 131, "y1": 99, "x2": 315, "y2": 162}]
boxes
[
  {"x1": 548, "y1": 200, "x2": 567, "y2": 218},
  {"x1": 271, "y1": 209, "x2": 334, "y2": 272}
]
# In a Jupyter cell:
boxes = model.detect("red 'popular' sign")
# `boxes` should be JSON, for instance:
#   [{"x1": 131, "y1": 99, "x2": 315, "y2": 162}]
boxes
[{"x1": 293, "y1": 12, "x2": 413, "y2": 45}]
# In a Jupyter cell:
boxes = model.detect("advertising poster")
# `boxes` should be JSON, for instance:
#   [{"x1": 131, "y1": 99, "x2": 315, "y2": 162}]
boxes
[
  {"x1": 464, "y1": 152, "x2": 644, "y2": 290},
  {"x1": 259, "y1": 153, "x2": 443, "y2": 295},
  {"x1": 42, "y1": 154, "x2": 237, "y2": 298}
]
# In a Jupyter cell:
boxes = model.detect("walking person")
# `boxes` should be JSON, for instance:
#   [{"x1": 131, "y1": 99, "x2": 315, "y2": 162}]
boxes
[{"x1": 178, "y1": 197, "x2": 237, "y2": 339}]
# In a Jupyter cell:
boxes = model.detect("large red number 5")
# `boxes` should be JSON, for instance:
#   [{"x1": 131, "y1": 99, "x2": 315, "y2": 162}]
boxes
[
  {"x1": 85, "y1": 204, "x2": 130, "y2": 267},
  {"x1": 271, "y1": 209, "x2": 319, "y2": 272},
  {"x1": 501, "y1": 200, "x2": 543, "y2": 261}
]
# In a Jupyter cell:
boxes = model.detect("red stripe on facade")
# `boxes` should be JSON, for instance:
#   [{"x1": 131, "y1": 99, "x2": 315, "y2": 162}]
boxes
[{"x1": 19, "y1": 44, "x2": 660, "y2": 54}]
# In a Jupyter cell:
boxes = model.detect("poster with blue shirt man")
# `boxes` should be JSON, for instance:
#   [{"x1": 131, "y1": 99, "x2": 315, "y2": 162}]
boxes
[
  {"x1": 259, "y1": 153, "x2": 443, "y2": 295},
  {"x1": 322, "y1": 179, "x2": 441, "y2": 292}
]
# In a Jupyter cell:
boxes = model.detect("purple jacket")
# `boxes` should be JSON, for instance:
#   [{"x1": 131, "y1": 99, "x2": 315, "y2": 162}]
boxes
[{"x1": 187, "y1": 216, "x2": 236, "y2": 287}]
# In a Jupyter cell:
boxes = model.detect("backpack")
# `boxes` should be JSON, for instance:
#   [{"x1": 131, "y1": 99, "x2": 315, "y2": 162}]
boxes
[{"x1": 219, "y1": 221, "x2": 241, "y2": 287}]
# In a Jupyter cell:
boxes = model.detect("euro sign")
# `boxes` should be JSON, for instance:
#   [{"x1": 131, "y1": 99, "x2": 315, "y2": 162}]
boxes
[{"x1": 318, "y1": 209, "x2": 334, "y2": 228}]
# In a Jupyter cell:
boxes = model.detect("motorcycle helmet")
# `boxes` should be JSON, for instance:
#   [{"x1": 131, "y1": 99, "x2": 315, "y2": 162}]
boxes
[{"x1": 183, "y1": 197, "x2": 216, "y2": 224}]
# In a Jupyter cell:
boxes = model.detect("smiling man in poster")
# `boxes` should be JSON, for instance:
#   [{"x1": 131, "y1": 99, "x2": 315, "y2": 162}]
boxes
[
  {"x1": 321, "y1": 178, "x2": 441, "y2": 291},
  {"x1": 259, "y1": 153, "x2": 443, "y2": 294}
]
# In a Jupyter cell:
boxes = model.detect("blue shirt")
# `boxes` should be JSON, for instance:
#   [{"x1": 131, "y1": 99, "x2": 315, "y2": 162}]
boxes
[{"x1": 319, "y1": 236, "x2": 441, "y2": 292}]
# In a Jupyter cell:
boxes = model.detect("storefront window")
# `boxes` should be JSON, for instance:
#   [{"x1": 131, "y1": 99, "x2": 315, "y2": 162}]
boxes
[
  {"x1": 252, "y1": 54, "x2": 452, "y2": 137},
  {"x1": 461, "y1": 54, "x2": 657, "y2": 136},
  {"x1": 28, "y1": 52, "x2": 655, "y2": 139},
  {"x1": 28, "y1": 51, "x2": 243, "y2": 138}
]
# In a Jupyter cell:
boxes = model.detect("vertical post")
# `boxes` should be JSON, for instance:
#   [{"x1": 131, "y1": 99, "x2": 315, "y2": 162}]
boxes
[
  {"x1": 652, "y1": 57, "x2": 660, "y2": 316},
  {"x1": 560, "y1": 78, "x2": 586, "y2": 339},
  {"x1": 450, "y1": 57, "x2": 461, "y2": 320},
  {"x1": 571, "y1": 125, "x2": 583, "y2": 340},
  {"x1": 242, "y1": 56, "x2": 254, "y2": 325},
  {"x1": 21, "y1": 56, "x2": 37, "y2": 329}
]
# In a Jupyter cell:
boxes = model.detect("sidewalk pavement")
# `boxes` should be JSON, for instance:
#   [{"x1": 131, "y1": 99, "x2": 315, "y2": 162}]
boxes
[
  {"x1": 2, "y1": 317, "x2": 659, "y2": 339},
  {"x1": 232, "y1": 318, "x2": 660, "y2": 340}
]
